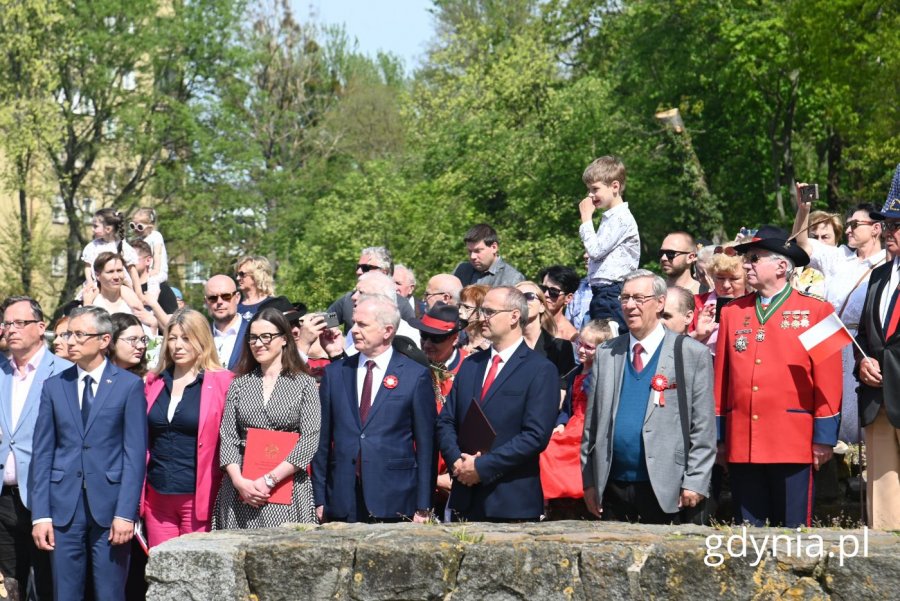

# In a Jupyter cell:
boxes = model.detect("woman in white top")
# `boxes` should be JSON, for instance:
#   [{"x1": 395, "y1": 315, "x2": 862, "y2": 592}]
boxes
[{"x1": 83, "y1": 252, "x2": 158, "y2": 333}]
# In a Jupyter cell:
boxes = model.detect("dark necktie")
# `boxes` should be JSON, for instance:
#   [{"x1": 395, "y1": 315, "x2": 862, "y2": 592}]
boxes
[
  {"x1": 632, "y1": 343, "x2": 644, "y2": 372},
  {"x1": 81, "y1": 375, "x2": 94, "y2": 427},
  {"x1": 480, "y1": 355, "x2": 503, "y2": 401},
  {"x1": 359, "y1": 360, "x2": 376, "y2": 424}
]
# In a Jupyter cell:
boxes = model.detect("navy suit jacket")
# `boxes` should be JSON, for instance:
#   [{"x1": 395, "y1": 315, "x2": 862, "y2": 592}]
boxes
[
  {"x1": 0, "y1": 350, "x2": 72, "y2": 509},
  {"x1": 436, "y1": 342, "x2": 558, "y2": 519},
  {"x1": 210, "y1": 317, "x2": 248, "y2": 371},
  {"x1": 30, "y1": 361, "x2": 147, "y2": 528},
  {"x1": 312, "y1": 350, "x2": 437, "y2": 519}
]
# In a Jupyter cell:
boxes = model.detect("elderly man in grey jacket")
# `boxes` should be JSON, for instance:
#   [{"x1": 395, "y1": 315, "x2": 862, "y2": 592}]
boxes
[{"x1": 581, "y1": 269, "x2": 715, "y2": 523}]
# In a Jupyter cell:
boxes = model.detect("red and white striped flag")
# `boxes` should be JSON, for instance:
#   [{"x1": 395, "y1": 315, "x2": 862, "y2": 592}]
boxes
[{"x1": 799, "y1": 312, "x2": 854, "y2": 363}]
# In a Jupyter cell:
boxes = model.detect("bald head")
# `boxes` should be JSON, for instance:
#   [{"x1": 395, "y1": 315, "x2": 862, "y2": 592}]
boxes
[
  {"x1": 352, "y1": 271, "x2": 398, "y2": 306},
  {"x1": 424, "y1": 274, "x2": 463, "y2": 309},
  {"x1": 204, "y1": 274, "x2": 241, "y2": 324}
]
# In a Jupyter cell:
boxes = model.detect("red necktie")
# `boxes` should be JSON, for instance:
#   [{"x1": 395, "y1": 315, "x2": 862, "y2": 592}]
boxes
[
  {"x1": 632, "y1": 343, "x2": 644, "y2": 372},
  {"x1": 885, "y1": 286, "x2": 900, "y2": 339},
  {"x1": 480, "y1": 355, "x2": 503, "y2": 401},
  {"x1": 359, "y1": 360, "x2": 376, "y2": 423}
]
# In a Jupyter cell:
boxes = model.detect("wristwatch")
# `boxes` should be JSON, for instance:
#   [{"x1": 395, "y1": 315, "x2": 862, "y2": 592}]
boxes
[{"x1": 263, "y1": 473, "x2": 277, "y2": 488}]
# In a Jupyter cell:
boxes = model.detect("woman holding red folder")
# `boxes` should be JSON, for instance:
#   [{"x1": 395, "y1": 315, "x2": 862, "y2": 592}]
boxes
[
  {"x1": 143, "y1": 309, "x2": 234, "y2": 547},
  {"x1": 213, "y1": 308, "x2": 321, "y2": 528}
]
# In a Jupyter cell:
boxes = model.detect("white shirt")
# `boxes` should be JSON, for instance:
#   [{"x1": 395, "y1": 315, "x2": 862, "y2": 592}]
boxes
[
  {"x1": 76, "y1": 360, "x2": 107, "y2": 406},
  {"x1": 81, "y1": 239, "x2": 139, "y2": 276},
  {"x1": 629, "y1": 322, "x2": 666, "y2": 368},
  {"x1": 356, "y1": 347, "x2": 394, "y2": 408},
  {"x1": 878, "y1": 257, "x2": 900, "y2": 325},
  {"x1": 483, "y1": 337, "x2": 525, "y2": 386},
  {"x1": 4, "y1": 346, "x2": 46, "y2": 485},
  {"x1": 142, "y1": 230, "x2": 169, "y2": 281},
  {"x1": 213, "y1": 316, "x2": 242, "y2": 367},
  {"x1": 808, "y1": 239, "x2": 887, "y2": 325},
  {"x1": 579, "y1": 202, "x2": 641, "y2": 286}
]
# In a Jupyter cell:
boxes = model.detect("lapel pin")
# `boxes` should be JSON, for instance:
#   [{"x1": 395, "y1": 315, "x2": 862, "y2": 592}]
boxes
[{"x1": 383, "y1": 375, "x2": 399, "y2": 389}]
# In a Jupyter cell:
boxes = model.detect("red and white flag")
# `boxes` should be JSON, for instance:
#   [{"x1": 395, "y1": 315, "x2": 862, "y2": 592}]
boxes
[{"x1": 799, "y1": 312, "x2": 854, "y2": 363}]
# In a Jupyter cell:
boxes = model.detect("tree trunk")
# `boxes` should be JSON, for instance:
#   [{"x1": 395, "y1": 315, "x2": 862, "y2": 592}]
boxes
[
  {"x1": 826, "y1": 130, "x2": 842, "y2": 211},
  {"x1": 15, "y1": 157, "x2": 32, "y2": 295}
]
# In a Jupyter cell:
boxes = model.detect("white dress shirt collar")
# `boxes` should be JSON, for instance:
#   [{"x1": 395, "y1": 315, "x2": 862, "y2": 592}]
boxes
[{"x1": 628, "y1": 322, "x2": 666, "y2": 361}]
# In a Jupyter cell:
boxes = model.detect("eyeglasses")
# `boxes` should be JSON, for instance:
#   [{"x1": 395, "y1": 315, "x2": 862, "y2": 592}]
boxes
[
  {"x1": 119, "y1": 335, "x2": 149, "y2": 347},
  {"x1": 0, "y1": 319, "x2": 40, "y2": 329},
  {"x1": 421, "y1": 331, "x2": 455, "y2": 343},
  {"x1": 538, "y1": 285, "x2": 563, "y2": 300},
  {"x1": 235, "y1": 271, "x2": 249, "y2": 279},
  {"x1": 129, "y1": 222, "x2": 147, "y2": 232},
  {"x1": 618, "y1": 294, "x2": 657, "y2": 306},
  {"x1": 423, "y1": 291, "x2": 448, "y2": 300},
  {"x1": 882, "y1": 221, "x2": 900, "y2": 232},
  {"x1": 356, "y1": 264, "x2": 380, "y2": 273},
  {"x1": 476, "y1": 307, "x2": 514, "y2": 319},
  {"x1": 206, "y1": 292, "x2": 238, "y2": 303},
  {"x1": 744, "y1": 253, "x2": 779, "y2": 264},
  {"x1": 847, "y1": 220, "x2": 875, "y2": 230},
  {"x1": 657, "y1": 249, "x2": 692, "y2": 261},
  {"x1": 459, "y1": 303, "x2": 476, "y2": 313},
  {"x1": 58, "y1": 331, "x2": 103, "y2": 342},
  {"x1": 522, "y1": 291, "x2": 540, "y2": 302},
  {"x1": 247, "y1": 333, "x2": 284, "y2": 346},
  {"x1": 713, "y1": 246, "x2": 737, "y2": 256}
]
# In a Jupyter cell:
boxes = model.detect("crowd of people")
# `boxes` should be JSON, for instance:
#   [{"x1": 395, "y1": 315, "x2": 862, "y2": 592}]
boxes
[{"x1": 0, "y1": 157, "x2": 898, "y2": 600}]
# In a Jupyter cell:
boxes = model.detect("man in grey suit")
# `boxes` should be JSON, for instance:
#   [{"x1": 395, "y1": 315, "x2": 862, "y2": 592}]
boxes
[
  {"x1": 581, "y1": 269, "x2": 715, "y2": 523},
  {"x1": 0, "y1": 296, "x2": 72, "y2": 600}
]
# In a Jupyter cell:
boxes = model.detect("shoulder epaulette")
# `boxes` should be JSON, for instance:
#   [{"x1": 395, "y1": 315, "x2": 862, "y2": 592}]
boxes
[{"x1": 796, "y1": 289, "x2": 827, "y2": 302}]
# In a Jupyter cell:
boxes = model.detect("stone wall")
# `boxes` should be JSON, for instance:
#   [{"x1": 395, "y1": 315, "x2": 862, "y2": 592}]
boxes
[{"x1": 146, "y1": 521, "x2": 899, "y2": 600}]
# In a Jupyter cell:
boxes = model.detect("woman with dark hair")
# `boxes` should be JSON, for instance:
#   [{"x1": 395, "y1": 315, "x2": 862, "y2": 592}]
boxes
[
  {"x1": 109, "y1": 313, "x2": 149, "y2": 377},
  {"x1": 83, "y1": 252, "x2": 157, "y2": 333},
  {"x1": 213, "y1": 308, "x2": 321, "y2": 528},
  {"x1": 143, "y1": 309, "x2": 234, "y2": 547}
]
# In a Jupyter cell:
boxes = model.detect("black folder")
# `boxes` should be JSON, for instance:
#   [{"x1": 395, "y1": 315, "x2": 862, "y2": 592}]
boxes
[{"x1": 458, "y1": 398, "x2": 497, "y2": 454}]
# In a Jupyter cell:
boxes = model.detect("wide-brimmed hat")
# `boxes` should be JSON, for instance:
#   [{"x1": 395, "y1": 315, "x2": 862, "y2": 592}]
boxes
[
  {"x1": 871, "y1": 197, "x2": 900, "y2": 221},
  {"x1": 409, "y1": 302, "x2": 460, "y2": 335},
  {"x1": 733, "y1": 224, "x2": 810, "y2": 267}
]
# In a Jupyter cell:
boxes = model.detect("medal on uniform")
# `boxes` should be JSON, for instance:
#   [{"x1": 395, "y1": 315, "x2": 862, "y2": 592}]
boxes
[
  {"x1": 791, "y1": 311, "x2": 801, "y2": 329},
  {"x1": 756, "y1": 328, "x2": 766, "y2": 342},
  {"x1": 743, "y1": 316, "x2": 751, "y2": 327},
  {"x1": 800, "y1": 310, "x2": 810, "y2": 328},
  {"x1": 735, "y1": 335, "x2": 748, "y2": 352},
  {"x1": 780, "y1": 312, "x2": 790, "y2": 329}
]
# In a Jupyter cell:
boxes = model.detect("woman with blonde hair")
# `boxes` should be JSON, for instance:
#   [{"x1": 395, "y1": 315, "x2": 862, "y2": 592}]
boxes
[
  {"x1": 693, "y1": 247, "x2": 748, "y2": 354},
  {"x1": 234, "y1": 256, "x2": 274, "y2": 323},
  {"x1": 142, "y1": 309, "x2": 234, "y2": 547},
  {"x1": 516, "y1": 281, "x2": 576, "y2": 397}
]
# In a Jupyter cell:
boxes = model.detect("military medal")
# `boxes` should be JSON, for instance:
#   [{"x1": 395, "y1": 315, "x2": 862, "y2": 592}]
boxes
[
  {"x1": 756, "y1": 328, "x2": 766, "y2": 342},
  {"x1": 800, "y1": 310, "x2": 810, "y2": 328},
  {"x1": 781, "y1": 312, "x2": 790, "y2": 329},
  {"x1": 734, "y1": 335, "x2": 748, "y2": 352},
  {"x1": 791, "y1": 311, "x2": 801, "y2": 329}
]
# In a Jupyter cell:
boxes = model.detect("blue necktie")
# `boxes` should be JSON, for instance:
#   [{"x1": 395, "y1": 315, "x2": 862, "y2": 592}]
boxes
[{"x1": 82, "y1": 375, "x2": 94, "y2": 427}]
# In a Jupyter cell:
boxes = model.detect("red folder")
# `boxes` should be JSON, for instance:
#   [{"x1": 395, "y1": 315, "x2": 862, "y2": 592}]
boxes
[
  {"x1": 242, "y1": 428, "x2": 299, "y2": 505},
  {"x1": 458, "y1": 398, "x2": 496, "y2": 455}
]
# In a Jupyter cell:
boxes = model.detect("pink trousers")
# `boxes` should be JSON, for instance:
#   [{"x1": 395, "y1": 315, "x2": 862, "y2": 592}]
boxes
[{"x1": 144, "y1": 485, "x2": 210, "y2": 548}]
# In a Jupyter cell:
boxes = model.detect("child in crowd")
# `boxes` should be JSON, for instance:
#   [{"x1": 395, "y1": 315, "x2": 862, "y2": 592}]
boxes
[
  {"x1": 540, "y1": 319, "x2": 614, "y2": 518},
  {"x1": 578, "y1": 156, "x2": 640, "y2": 332},
  {"x1": 130, "y1": 207, "x2": 169, "y2": 294},
  {"x1": 81, "y1": 207, "x2": 143, "y2": 300}
]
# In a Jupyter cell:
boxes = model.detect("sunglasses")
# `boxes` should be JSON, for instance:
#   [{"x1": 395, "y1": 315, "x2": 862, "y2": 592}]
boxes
[
  {"x1": 421, "y1": 331, "x2": 455, "y2": 343},
  {"x1": 884, "y1": 221, "x2": 900, "y2": 232},
  {"x1": 847, "y1": 220, "x2": 875, "y2": 230},
  {"x1": 538, "y1": 285, "x2": 563, "y2": 300},
  {"x1": 745, "y1": 253, "x2": 777, "y2": 264},
  {"x1": 657, "y1": 249, "x2": 692, "y2": 261},
  {"x1": 129, "y1": 222, "x2": 148, "y2": 232},
  {"x1": 522, "y1": 291, "x2": 540, "y2": 302},
  {"x1": 206, "y1": 292, "x2": 237, "y2": 303},
  {"x1": 235, "y1": 271, "x2": 249, "y2": 279},
  {"x1": 356, "y1": 264, "x2": 380, "y2": 273},
  {"x1": 713, "y1": 246, "x2": 737, "y2": 256}
]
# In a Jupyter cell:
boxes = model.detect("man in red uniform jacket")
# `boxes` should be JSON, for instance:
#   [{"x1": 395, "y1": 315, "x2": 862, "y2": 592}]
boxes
[{"x1": 715, "y1": 225, "x2": 842, "y2": 527}]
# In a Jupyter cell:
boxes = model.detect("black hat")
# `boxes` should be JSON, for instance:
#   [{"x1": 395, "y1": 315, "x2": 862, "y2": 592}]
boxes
[
  {"x1": 733, "y1": 224, "x2": 810, "y2": 267},
  {"x1": 409, "y1": 302, "x2": 461, "y2": 335},
  {"x1": 257, "y1": 296, "x2": 300, "y2": 321},
  {"x1": 870, "y1": 197, "x2": 900, "y2": 221}
]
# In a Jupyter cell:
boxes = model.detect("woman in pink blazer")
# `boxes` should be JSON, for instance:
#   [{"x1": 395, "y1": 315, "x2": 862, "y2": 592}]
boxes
[{"x1": 143, "y1": 309, "x2": 235, "y2": 547}]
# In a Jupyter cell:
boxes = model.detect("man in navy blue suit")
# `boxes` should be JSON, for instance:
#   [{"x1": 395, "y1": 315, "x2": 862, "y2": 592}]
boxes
[
  {"x1": 437, "y1": 286, "x2": 559, "y2": 521},
  {"x1": 31, "y1": 306, "x2": 147, "y2": 601},
  {"x1": 313, "y1": 294, "x2": 436, "y2": 523},
  {"x1": 205, "y1": 274, "x2": 247, "y2": 369}
]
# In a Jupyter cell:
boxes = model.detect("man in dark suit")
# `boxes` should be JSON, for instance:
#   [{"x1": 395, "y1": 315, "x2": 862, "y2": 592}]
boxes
[
  {"x1": 205, "y1": 274, "x2": 247, "y2": 370},
  {"x1": 31, "y1": 306, "x2": 147, "y2": 601},
  {"x1": 856, "y1": 204, "x2": 900, "y2": 530},
  {"x1": 437, "y1": 286, "x2": 558, "y2": 521},
  {"x1": 313, "y1": 294, "x2": 436, "y2": 523},
  {"x1": 0, "y1": 297, "x2": 72, "y2": 600}
]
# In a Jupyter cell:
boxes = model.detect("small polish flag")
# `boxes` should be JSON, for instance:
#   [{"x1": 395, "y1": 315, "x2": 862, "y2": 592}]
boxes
[{"x1": 799, "y1": 313, "x2": 854, "y2": 363}]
